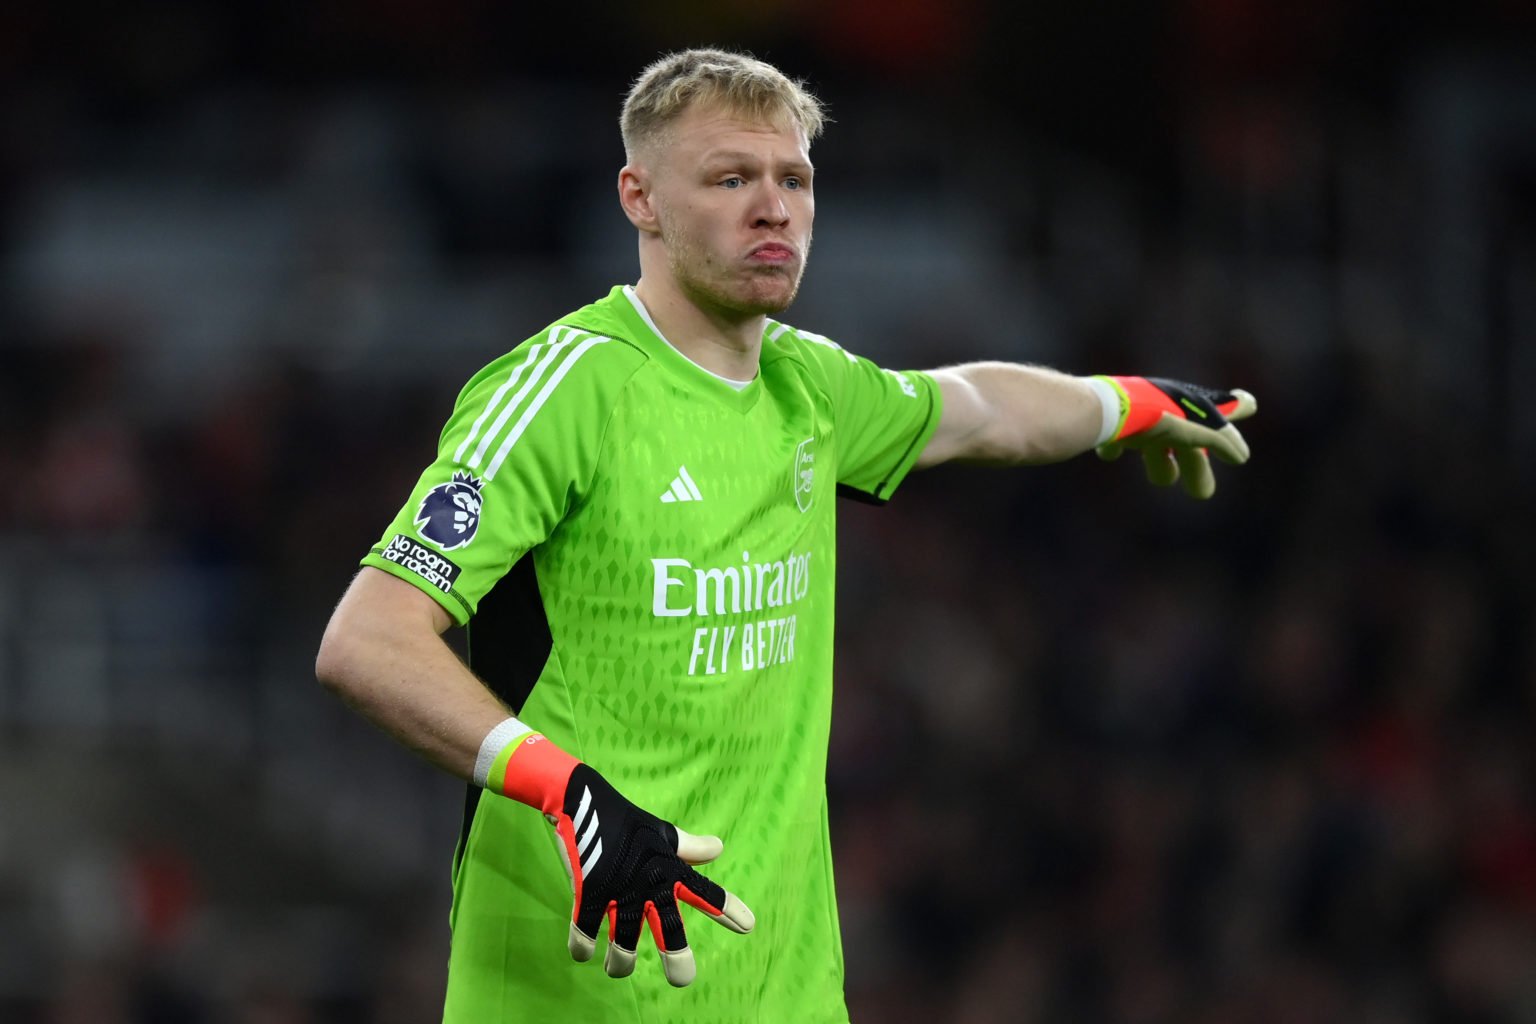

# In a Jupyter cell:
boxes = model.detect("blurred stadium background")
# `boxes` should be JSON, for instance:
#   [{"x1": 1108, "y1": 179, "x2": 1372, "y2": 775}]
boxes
[{"x1": 2, "y1": 2, "x2": 1535, "y2": 1021}]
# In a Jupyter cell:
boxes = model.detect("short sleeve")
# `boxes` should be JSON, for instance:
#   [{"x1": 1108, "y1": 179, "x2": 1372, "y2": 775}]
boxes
[
  {"x1": 360, "y1": 327, "x2": 634, "y2": 624},
  {"x1": 787, "y1": 329, "x2": 943, "y2": 503}
]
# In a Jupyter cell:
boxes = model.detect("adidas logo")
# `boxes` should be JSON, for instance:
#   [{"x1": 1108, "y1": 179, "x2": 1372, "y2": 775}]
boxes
[
  {"x1": 659, "y1": 466, "x2": 703, "y2": 503},
  {"x1": 573, "y1": 785, "x2": 603, "y2": 878}
]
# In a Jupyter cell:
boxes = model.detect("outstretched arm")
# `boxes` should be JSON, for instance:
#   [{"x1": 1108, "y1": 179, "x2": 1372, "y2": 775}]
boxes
[
  {"x1": 917, "y1": 363, "x2": 1107, "y2": 468},
  {"x1": 916, "y1": 362, "x2": 1256, "y2": 498}
]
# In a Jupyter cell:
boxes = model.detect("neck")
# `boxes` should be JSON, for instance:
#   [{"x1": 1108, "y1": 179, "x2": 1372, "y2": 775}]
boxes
[{"x1": 632, "y1": 274, "x2": 765, "y2": 382}]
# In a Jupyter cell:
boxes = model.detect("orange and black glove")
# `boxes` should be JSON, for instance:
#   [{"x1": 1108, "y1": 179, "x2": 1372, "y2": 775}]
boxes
[
  {"x1": 1091, "y1": 376, "x2": 1257, "y2": 499},
  {"x1": 478, "y1": 723, "x2": 755, "y2": 987}
]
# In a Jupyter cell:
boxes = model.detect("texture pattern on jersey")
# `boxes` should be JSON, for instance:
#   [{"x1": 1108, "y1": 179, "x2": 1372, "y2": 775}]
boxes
[{"x1": 362, "y1": 286, "x2": 941, "y2": 1022}]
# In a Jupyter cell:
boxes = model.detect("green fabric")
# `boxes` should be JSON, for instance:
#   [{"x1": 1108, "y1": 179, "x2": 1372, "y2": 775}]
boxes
[{"x1": 362, "y1": 286, "x2": 942, "y2": 1022}]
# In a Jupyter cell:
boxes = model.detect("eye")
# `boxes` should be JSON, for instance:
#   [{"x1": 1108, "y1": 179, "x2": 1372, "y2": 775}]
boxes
[
  {"x1": 783, "y1": 177, "x2": 804, "y2": 191},
  {"x1": 720, "y1": 176, "x2": 744, "y2": 189}
]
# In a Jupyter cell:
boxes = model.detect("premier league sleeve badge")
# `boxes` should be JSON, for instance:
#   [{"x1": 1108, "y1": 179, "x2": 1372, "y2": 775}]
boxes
[{"x1": 415, "y1": 471, "x2": 484, "y2": 550}]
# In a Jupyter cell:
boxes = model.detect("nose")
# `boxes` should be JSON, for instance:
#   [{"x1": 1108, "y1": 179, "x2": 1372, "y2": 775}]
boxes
[{"x1": 749, "y1": 183, "x2": 790, "y2": 228}]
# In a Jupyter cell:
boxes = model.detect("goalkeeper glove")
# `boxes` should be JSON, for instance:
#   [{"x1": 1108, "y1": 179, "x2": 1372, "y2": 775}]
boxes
[
  {"x1": 476, "y1": 719, "x2": 755, "y2": 987},
  {"x1": 1091, "y1": 376, "x2": 1257, "y2": 500}
]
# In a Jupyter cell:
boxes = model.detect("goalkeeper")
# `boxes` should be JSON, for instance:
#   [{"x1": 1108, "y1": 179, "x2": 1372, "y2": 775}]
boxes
[{"x1": 315, "y1": 48, "x2": 1256, "y2": 1023}]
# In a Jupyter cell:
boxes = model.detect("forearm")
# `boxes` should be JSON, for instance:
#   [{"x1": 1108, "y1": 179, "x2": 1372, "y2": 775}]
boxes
[
  {"x1": 316, "y1": 575, "x2": 510, "y2": 783},
  {"x1": 919, "y1": 362, "x2": 1112, "y2": 467}
]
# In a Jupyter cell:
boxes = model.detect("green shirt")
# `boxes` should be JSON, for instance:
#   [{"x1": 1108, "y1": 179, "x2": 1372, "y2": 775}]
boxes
[{"x1": 363, "y1": 285, "x2": 941, "y2": 1022}]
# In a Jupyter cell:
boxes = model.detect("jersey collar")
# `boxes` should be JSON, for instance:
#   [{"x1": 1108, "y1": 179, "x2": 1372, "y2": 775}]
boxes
[{"x1": 611, "y1": 285, "x2": 764, "y2": 413}]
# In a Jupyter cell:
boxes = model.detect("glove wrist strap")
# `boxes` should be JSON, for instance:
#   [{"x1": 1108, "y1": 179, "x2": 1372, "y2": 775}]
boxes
[
  {"x1": 1094, "y1": 375, "x2": 1174, "y2": 441},
  {"x1": 474, "y1": 715, "x2": 579, "y2": 815},
  {"x1": 1085, "y1": 376, "x2": 1127, "y2": 446}
]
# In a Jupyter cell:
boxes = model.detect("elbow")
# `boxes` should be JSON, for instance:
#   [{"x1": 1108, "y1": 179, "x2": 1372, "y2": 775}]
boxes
[
  {"x1": 315, "y1": 567, "x2": 446, "y2": 700},
  {"x1": 315, "y1": 612, "x2": 361, "y2": 699}
]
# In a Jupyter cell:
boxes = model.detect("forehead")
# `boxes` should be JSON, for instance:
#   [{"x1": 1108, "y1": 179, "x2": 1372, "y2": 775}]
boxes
[{"x1": 663, "y1": 101, "x2": 811, "y2": 163}]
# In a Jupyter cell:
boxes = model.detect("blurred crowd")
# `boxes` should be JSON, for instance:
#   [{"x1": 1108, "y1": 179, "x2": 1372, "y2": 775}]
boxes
[{"x1": 3, "y1": 2, "x2": 1535, "y2": 1022}]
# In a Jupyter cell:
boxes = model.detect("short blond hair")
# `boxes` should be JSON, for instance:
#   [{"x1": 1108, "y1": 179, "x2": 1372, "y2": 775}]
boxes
[{"x1": 620, "y1": 48, "x2": 828, "y2": 159}]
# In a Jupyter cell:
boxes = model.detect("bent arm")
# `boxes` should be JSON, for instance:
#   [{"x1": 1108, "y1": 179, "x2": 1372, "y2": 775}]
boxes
[
  {"x1": 916, "y1": 362, "x2": 1109, "y2": 468},
  {"x1": 315, "y1": 565, "x2": 510, "y2": 781}
]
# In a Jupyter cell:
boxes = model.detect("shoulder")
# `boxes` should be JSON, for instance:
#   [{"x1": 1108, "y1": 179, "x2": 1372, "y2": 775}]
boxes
[
  {"x1": 761, "y1": 319, "x2": 858, "y2": 394},
  {"x1": 763, "y1": 318, "x2": 926, "y2": 400},
  {"x1": 763, "y1": 319, "x2": 859, "y2": 369},
  {"x1": 441, "y1": 319, "x2": 653, "y2": 481},
  {"x1": 454, "y1": 319, "x2": 650, "y2": 412}
]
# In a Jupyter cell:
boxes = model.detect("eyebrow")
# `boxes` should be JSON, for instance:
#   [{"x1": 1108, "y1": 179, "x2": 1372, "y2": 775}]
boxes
[{"x1": 700, "y1": 150, "x2": 815, "y2": 173}]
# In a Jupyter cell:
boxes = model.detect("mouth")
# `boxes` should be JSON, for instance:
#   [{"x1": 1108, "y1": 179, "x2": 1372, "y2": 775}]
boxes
[{"x1": 747, "y1": 243, "x2": 796, "y2": 265}]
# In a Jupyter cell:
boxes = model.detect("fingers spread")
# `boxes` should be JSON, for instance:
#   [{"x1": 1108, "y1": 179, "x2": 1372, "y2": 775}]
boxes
[
  {"x1": 674, "y1": 827, "x2": 724, "y2": 865},
  {"x1": 562, "y1": 813, "x2": 754, "y2": 987}
]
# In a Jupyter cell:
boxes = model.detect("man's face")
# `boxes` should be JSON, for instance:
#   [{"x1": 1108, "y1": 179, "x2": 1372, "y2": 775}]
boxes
[{"x1": 642, "y1": 102, "x2": 815, "y2": 318}]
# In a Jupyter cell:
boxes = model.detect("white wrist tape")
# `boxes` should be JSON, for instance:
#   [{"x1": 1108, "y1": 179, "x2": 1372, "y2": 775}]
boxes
[
  {"x1": 473, "y1": 716, "x2": 534, "y2": 789},
  {"x1": 1085, "y1": 376, "x2": 1124, "y2": 447}
]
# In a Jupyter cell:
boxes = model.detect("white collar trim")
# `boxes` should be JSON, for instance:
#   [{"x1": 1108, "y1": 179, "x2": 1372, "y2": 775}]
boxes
[{"x1": 622, "y1": 285, "x2": 755, "y2": 390}]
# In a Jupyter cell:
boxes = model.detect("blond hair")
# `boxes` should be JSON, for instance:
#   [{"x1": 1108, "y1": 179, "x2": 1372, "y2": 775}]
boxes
[{"x1": 620, "y1": 48, "x2": 828, "y2": 159}]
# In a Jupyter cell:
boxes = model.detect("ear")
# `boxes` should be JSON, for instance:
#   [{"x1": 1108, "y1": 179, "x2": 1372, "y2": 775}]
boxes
[{"x1": 618, "y1": 164, "x2": 661, "y2": 235}]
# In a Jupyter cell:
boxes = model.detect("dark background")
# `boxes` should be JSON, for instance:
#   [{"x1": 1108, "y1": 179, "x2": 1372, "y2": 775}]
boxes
[{"x1": 2, "y1": 2, "x2": 1534, "y2": 1021}]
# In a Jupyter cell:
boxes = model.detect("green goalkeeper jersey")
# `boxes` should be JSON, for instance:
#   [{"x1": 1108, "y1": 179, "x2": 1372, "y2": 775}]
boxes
[{"x1": 362, "y1": 285, "x2": 941, "y2": 1023}]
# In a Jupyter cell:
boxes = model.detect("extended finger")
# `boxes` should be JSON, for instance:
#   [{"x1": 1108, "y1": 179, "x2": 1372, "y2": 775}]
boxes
[
  {"x1": 603, "y1": 939, "x2": 638, "y2": 979},
  {"x1": 678, "y1": 884, "x2": 756, "y2": 935},
  {"x1": 673, "y1": 865, "x2": 728, "y2": 919},
  {"x1": 568, "y1": 919, "x2": 598, "y2": 964},
  {"x1": 593, "y1": 901, "x2": 633, "y2": 977},
  {"x1": 637, "y1": 899, "x2": 697, "y2": 987},
  {"x1": 609, "y1": 900, "x2": 645, "y2": 958},
  {"x1": 659, "y1": 944, "x2": 697, "y2": 987},
  {"x1": 1140, "y1": 446, "x2": 1179, "y2": 488},
  {"x1": 1217, "y1": 388, "x2": 1258, "y2": 424},
  {"x1": 572, "y1": 893, "x2": 613, "y2": 958},
  {"x1": 571, "y1": 902, "x2": 619, "y2": 965},
  {"x1": 1172, "y1": 446, "x2": 1215, "y2": 500},
  {"x1": 674, "y1": 826, "x2": 724, "y2": 866},
  {"x1": 1158, "y1": 417, "x2": 1249, "y2": 465},
  {"x1": 648, "y1": 897, "x2": 689, "y2": 954},
  {"x1": 676, "y1": 865, "x2": 755, "y2": 935},
  {"x1": 1206, "y1": 423, "x2": 1250, "y2": 464}
]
